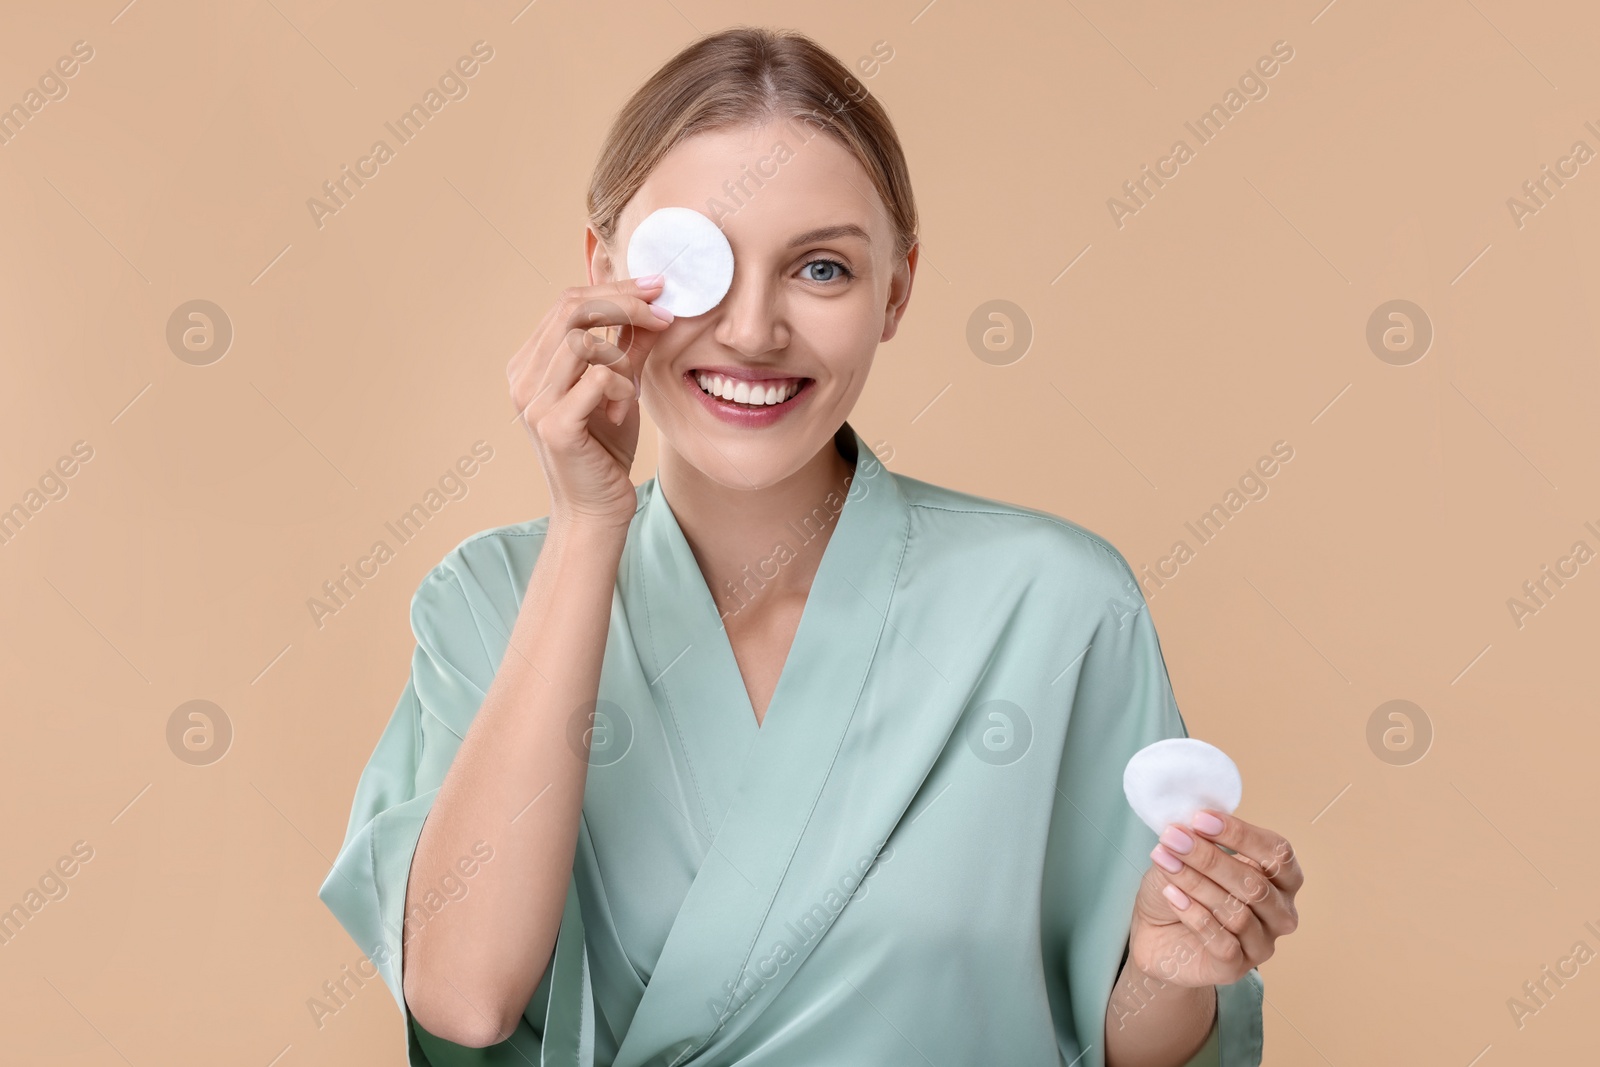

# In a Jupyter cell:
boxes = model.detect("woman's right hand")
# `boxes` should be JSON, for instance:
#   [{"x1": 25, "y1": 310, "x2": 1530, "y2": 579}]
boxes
[{"x1": 508, "y1": 275, "x2": 674, "y2": 532}]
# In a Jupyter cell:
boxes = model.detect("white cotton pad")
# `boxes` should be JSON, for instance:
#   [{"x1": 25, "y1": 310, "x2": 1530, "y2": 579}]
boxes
[
  {"x1": 1122, "y1": 738, "x2": 1242, "y2": 835},
  {"x1": 625, "y1": 206, "x2": 734, "y2": 318}
]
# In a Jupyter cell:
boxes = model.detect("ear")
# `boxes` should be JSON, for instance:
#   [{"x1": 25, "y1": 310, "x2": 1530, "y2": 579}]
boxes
[
  {"x1": 879, "y1": 241, "x2": 919, "y2": 344},
  {"x1": 585, "y1": 224, "x2": 616, "y2": 287}
]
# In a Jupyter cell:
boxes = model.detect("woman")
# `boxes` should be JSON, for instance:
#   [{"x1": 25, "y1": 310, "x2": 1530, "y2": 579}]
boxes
[{"x1": 320, "y1": 26, "x2": 1300, "y2": 1067}]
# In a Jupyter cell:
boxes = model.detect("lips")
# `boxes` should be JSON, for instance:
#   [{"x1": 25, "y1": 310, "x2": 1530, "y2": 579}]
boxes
[
  {"x1": 680, "y1": 367, "x2": 814, "y2": 427},
  {"x1": 691, "y1": 371, "x2": 809, "y2": 407}
]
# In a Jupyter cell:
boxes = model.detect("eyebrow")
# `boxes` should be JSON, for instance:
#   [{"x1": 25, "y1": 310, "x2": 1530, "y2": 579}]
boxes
[{"x1": 787, "y1": 223, "x2": 872, "y2": 248}]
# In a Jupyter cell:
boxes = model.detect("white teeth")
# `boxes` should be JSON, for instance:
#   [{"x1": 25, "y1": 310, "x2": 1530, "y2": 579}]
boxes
[{"x1": 693, "y1": 373, "x2": 802, "y2": 406}]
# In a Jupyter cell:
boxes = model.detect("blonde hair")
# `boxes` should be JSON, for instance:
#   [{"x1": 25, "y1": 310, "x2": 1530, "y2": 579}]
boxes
[{"x1": 588, "y1": 26, "x2": 918, "y2": 261}]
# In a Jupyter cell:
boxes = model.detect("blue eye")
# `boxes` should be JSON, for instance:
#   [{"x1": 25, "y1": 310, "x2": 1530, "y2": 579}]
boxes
[{"x1": 802, "y1": 258, "x2": 853, "y2": 283}]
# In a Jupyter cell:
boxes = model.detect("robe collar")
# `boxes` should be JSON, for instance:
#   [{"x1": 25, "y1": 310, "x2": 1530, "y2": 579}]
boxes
[{"x1": 613, "y1": 421, "x2": 923, "y2": 1066}]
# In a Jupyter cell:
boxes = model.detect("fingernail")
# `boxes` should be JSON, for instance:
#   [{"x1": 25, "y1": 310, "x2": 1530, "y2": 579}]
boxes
[
  {"x1": 649, "y1": 303, "x2": 674, "y2": 322},
  {"x1": 1151, "y1": 845, "x2": 1183, "y2": 873},
  {"x1": 638, "y1": 274, "x2": 665, "y2": 287},
  {"x1": 1160, "y1": 826, "x2": 1194, "y2": 854},
  {"x1": 1162, "y1": 884, "x2": 1191, "y2": 910},
  {"x1": 1192, "y1": 811, "x2": 1224, "y2": 835}
]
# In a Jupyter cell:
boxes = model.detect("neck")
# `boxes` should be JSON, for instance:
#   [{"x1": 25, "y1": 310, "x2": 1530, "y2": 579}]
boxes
[{"x1": 656, "y1": 430, "x2": 856, "y2": 620}]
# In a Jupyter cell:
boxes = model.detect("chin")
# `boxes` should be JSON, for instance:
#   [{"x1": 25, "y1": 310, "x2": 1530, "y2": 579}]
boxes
[
  {"x1": 668, "y1": 424, "x2": 828, "y2": 492},
  {"x1": 645, "y1": 383, "x2": 842, "y2": 492}
]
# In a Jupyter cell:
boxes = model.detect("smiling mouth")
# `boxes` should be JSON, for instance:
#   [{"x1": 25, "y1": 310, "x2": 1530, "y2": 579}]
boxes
[{"x1": 690, "y1": 371, "x2": 812, "y2": 408}]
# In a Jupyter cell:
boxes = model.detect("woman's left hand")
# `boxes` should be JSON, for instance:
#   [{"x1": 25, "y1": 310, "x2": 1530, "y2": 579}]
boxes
[{"x1": 1127, "y1": 810, "x2": 1303, "y2": 988}]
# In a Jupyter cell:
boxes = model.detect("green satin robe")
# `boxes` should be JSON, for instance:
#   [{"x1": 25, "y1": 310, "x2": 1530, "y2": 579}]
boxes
[{"x1": 318, "y1": 422, "x2": 1264, "y2": 1066}]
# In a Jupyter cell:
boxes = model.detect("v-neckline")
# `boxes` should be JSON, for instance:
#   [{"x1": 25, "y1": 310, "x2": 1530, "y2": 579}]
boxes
[
  {"x1": 646, "y1": 425, "x2": 861, "y2": 739},
  {"x1": 713, "y1": 547, "x2": 829, "y2": 731},
  {"x1": 615, "y1": 422, "x2": 930, "y2": 1066}
]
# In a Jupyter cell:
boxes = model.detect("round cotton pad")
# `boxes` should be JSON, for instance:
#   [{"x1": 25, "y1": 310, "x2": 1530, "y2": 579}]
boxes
[
  {"x1": 625, "y1": 207, "x2": 734, "y2": 318},
  {"x1": 1122, "y1": 738, "x2": 1242, "y2": 835}
]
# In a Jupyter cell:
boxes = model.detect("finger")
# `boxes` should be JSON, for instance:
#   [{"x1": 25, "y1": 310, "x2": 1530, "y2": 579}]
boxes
[
  {"x1": 508, "y1": 331, "x2": 608, "y2": 419},
  {"x1": 572, "y1": 274, "x2": 667, "y2": 306},
  {"x1": 579, "y1": 287, "x2": 672, "y2": 390},
  {"x1": 539, "y1": 362, "x2": 635, "y2": 444},
  {"x1": 506, "y1": 301, "x2": 566, "y2": 386},
  {"x1": 514, "y1": 328, "x2": 628, "y2": 424},
  {"x1": 559, "y1": 326, "x2": 632, "y2": 382},
  {"x1": 1157, "y1": 825, "x2": 1268, "y2": 904},
  {"x1": 559, "y1": 283, "x2": 673, "y2": 338},
  {"x1": 547, "y1": 293, "x2": 671, "y2": 394},
  {"x1": 1150, "y1": 855, "x2": 1273, "y2": 966},
  {"x1": 1151, "y1": 872, "x2": 1248, "y2": 975},
  {"x1": 1157, "y1": 825, "x2": 1295, "y2": 933},
  {"x1": 509, "y1": 279, "x2": 670, "y2": 402},
  {"x1": 1190, "y1": 811, "x2": 1303, "y2": 895},
  {"x1": 507, "y1": 281, "x2": 662, "y2": 379}
]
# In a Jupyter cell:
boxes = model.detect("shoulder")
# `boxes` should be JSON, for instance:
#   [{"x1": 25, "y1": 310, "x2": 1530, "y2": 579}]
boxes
[
  {"x1": 408, "y1": 516, "x2": 553, "y2": 637},
  {"x1": 891, "y1": 471, "x2": 1143, "y2": 601}
]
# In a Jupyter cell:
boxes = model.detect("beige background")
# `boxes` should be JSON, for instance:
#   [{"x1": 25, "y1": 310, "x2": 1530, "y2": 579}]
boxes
[{"x1": 1, "y1": 0, "x2": 1596, "y2": 1063}]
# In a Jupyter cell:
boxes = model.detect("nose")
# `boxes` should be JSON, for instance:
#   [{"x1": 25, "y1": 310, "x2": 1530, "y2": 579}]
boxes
[{"x1": 711, "y1": 262, "x2": 788, "y2": 357}]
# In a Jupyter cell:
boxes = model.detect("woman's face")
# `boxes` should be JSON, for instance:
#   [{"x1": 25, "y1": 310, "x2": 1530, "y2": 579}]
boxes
[{"x1": 589, "y1": 118, "x2": 917, "y2": 491}]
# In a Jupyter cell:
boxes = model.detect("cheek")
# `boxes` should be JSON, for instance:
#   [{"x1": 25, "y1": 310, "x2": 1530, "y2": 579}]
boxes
[
  {"x1": 831, "y1": 353, "x2": 875, "y2": 402},
  {"x1": 641, "y1": 346, "x2": 692, "y2": 416},
  {"x1": 644, "y1": 352, "x2": 673, "y2": 381},
  {"x1": 794, "y1": 298, "x2": 880, "y2": 365},
  {"x1": 833, "y1": 333, "x2": 881, "y2": 381},
  {"x1": 641, "y1": 337, "x2": 684, "y2": 381}
]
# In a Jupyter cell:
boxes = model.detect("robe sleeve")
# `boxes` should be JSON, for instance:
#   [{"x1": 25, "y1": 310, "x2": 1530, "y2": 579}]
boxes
[
  {"x1": 1041, "y1": 539, "x2": 1264, "y2": 1067},
  {"x1": 316, "y1": 556, "x2": 560, "y2": 1065}
]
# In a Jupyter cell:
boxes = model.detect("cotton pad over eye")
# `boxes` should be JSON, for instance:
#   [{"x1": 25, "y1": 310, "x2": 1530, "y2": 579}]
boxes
[
  {"x1": 625, "y1": 206, "x2": 734, "y2": 318},
  {"x1": 1122, "y1": 738, "x2": 1242, "y2": 835}
]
